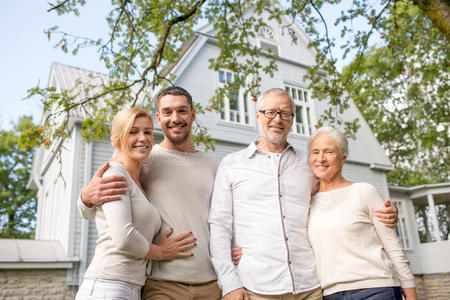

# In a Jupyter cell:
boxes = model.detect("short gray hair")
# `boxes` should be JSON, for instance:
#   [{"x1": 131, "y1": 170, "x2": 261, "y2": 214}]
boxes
[
  {"x1": 256, "y1": 88, "x2": 295, "y2": 112},
  {"x1": 308, "y1": 126, "x2": 349, "y2": 157}
]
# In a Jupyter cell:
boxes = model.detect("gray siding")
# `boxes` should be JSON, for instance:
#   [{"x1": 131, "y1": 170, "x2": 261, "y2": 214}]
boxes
[{"x1": 342, "y1": 162, "x2": 390, "y2": 199}]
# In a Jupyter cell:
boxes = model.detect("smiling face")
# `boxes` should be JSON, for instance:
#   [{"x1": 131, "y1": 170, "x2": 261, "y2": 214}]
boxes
[
  {"x1": 256, "y1": 92, "x2": 293, "y2": 146},
  {"x1": 121, "y1": 116, "x2": 154, "y2": 162},
  {"x1": 309, "y1": 134, "x2": 346, "y2": 181},
  {"x1": 156, "y1": 94, "x2": 196, "y2": 146}
]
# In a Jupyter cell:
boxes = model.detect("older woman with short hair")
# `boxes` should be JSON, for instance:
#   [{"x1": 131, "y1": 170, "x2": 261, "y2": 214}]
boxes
[{"x1": 307, "y1": 126, "x2": 417, "y2": 300}]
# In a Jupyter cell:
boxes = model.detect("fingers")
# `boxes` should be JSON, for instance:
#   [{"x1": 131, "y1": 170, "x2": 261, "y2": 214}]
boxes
[
  {"x1": 94, "y1": 162, "x2": 110, "y2": 177},
  {"x1": 179, "y1": 242, "x2": 196, "y2": 252},
  {"x1": 160, "y1": 228, "x2": 174, "y2": 239},
  {"x1": 374, "y1": 212, "x2": 398, "y2": 228},
  {"x1": 174, "y1": 231, "x2": 194, "y2": 241},
  {"x1": 100, "y1": 175, "x2": 127, "y2": 187},
  {"x1": 232, "y1": 247, "x2": 242, "y2": 256},
  {"x1": 233, "y1": 254, "x2": 242, "y2": 265},
  {"x1": 374, "y1": 212, "x2": 396, "y2": 221},
  {"x1": 176, "y1": 251, "x2": 194, "y2": 257},
  {"x1": 384, "y1": 199, "x2": 391, "y2": 207},
  {"x1": 178, "y1": 237, "x2": 197, "y2": 246}
]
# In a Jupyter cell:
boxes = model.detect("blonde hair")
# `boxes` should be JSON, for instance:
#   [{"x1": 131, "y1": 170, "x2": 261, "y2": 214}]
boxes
[{"x1": 110, "y1": 108, "x2": 153, "y2": 161}]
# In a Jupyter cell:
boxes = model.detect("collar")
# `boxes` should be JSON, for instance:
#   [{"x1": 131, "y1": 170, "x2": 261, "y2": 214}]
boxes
[{"x1": 245, "y1": 140, "x2": 296, "y2": 158}]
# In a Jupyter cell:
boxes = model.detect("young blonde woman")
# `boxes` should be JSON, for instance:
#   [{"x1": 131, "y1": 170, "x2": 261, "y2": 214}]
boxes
[{"x1": 76, "y1": 108, "x2": 196, "y2": 300}]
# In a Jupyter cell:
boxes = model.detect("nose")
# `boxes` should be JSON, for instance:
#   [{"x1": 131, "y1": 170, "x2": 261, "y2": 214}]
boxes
[
  {"x1": 138, "y1": 132, "x2": 146, "y2": 141},
  {"x1": 273, "y1": 112, "x2": 283, "y2": 121},
  {"x1": 318, "y1": 152, "x2": 325, "y2": 161},
  {"x1": 170, "y1": 111, "x2": 181, "y2": 123}
]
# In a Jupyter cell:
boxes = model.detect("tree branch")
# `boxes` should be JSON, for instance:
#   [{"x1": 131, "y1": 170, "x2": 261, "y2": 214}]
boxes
[{"x1": 47, "y1": 0, "x2": 70, "y2": 13}]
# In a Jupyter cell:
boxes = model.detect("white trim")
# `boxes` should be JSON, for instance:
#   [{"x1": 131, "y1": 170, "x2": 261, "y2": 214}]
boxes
[
  {"x1": 0, "y1": 262, "x2": 76, "y2": 269},
  {"x1": 427, "y1": 193, "x2": 442, "y2": 242},
  {"x1": 78, "y1": 141, "x2": 93, "y2": 283},
  {"x1": 67, "y1": 125, "x2": 82, "y2": 257}
]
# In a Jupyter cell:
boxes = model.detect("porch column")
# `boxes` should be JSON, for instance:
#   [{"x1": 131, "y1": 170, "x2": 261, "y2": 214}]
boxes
[{"x1": 427, "y1": 192, "x2": 442, "y2": 242}]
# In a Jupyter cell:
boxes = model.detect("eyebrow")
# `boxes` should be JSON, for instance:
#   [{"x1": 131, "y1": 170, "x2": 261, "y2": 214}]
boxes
[
  {"x1": 131, "y1": 126, "x2": 153, "y2": 130},
  {"x1": 160, "y1": 105, "x2": 190, "y2": 110}
]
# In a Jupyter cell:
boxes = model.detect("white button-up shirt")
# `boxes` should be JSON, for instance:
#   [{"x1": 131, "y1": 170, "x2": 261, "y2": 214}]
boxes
[{"x1": 209, "y1": 142, "x2": 320, "y2": 296}]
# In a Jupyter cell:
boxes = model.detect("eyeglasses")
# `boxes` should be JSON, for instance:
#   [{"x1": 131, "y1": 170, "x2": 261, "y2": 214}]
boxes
[{"x1": 258, "y1": 110, "x2": 294, "y2": 120}]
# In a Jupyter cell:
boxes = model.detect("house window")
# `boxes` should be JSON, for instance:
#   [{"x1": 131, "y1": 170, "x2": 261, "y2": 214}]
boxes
[
  {"x1": 285, "y1": 84, "x2": 314, "y2": 136},
  {"x1": 394, "y1": 201, "x2": 411, "y2": 249},
  {"x1": 218, "y1": 70, "x2": 251, "y2": 125},
  {"x1": 258, "y1": 26, "x2": 279, "y2": 56}
]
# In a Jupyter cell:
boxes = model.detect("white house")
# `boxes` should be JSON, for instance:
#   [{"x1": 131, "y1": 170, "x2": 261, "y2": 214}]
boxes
[{"x1": 1, "y1": 6, "x2": 448, "y2": 299}]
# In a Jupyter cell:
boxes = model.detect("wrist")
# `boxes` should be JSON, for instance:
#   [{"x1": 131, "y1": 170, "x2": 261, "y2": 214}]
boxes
[
  {"x1": 80, "y1": 189, "x2": 93, "y2": 208},
  {"x1": 146, "y1": 243, "x2": 163, "y2": 260}
]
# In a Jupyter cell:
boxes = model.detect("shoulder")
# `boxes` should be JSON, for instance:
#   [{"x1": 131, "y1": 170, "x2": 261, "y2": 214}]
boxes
[
  {"x1": 220, "y1": 148, "x2": 248, "y2": 167},
  {"x1": 352, "y1": 182, "x2": 379, "y2": 195},
  {"x1": 103, "y1": 161, "x2": 129, "y2": 178},
  {"x1": 195, "y1": 151, "x2": 221, "y2": 169}
]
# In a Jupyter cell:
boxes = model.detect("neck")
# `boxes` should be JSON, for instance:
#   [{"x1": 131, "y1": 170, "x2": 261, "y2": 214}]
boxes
[
  {"x1": 115, "y1": 153, "x2": 141, "y2": 184},
  {"x1": 257, "y1": 138, "x2": 287, "y2": 153},
  {"x1": 319, "y1": 173, "x2": 351, "y2": 192},
  {"x1": 159, "y1": 137, "x2": 196, "y2": 152}
]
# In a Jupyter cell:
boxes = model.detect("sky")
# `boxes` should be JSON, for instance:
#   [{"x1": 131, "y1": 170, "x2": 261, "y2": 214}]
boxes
[
  {"x1": 0, "y1": 0, "x2": 110, "y2": 130},
  {"x1": 0, "y1": 0, "x2": 379, "y2": 131}
]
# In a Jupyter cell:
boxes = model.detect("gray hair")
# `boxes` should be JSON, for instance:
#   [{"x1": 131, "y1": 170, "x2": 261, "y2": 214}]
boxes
[
  {"x1": 308, "y1": 126, "x2": 349, "y2": 157},
  {"x1": 256, "y1": 88, "x2": 295, "y2": 112}
]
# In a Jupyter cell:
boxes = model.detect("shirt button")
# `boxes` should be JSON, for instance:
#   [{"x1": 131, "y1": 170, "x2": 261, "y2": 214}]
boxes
[
  {"x1": 285, "y1": 237, "x2": 288, "y2": 241},
  {"x1": 278, "y1": 173, "x2": 281, "y2": 177},
  {"x1": 267, "y1": 155, "x2": 271, "y2": 159},
  {"x1": 283, "y1": 215, "x2": 286, "y2": 219},
  {"x1": 279, "y1": 194, "x2": 283, "y2": 198},
  {"x1": 288, "y1": 260, "x2": 292, "y2": 264}
]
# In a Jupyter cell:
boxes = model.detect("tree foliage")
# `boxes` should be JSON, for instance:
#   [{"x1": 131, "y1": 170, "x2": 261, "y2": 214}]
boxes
[
  {"x1": 0, "y1": 116, "x2": 38, "y2": 239},
  {"x1": 343, "y1": 2, "x2": 449, "y2": 186},
  {"x1": 23, "y1": 0, "x2": 449, "y2": 185}
]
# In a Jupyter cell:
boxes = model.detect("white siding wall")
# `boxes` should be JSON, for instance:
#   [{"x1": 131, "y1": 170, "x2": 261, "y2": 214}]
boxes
[
  {"x1": 342, "y1": 162, "x2": 390, "y2": 199},
  {"x1": 35, "y1": 128, "x2": 78, "y2": 254}
]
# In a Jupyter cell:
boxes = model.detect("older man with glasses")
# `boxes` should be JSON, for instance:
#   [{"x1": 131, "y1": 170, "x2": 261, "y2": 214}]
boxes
[
  {"x1": 209, "y1": 88, "x2": 323, "y2": 300},
  {"x1": 209, "y1": 88, "x2": 398, "y2": 300}
]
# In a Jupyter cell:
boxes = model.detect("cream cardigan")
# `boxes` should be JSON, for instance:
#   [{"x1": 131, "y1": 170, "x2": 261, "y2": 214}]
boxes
[{"x1": 308, "y1": 183, "x2": 415, "y2": 296}]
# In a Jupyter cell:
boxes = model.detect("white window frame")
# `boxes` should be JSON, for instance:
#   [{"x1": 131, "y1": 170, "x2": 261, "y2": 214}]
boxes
[
  {"x1": 258, "y1": 26, "x2": 279, "y2": 56},
  {"x1": 285, "y1": 84, "x2": 314, "y2": 136},
  {"x1": 218, "y1": 70, "x2": 252, "y2": 125}
]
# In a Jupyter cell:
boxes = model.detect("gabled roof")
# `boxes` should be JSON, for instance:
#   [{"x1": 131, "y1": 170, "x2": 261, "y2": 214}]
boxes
[
  {"x1": 47, "y1": 63, "x2": 152, "y2": 121},
  {"x1": 161, "y1": 1, "x2": 319, "y2": 81}
]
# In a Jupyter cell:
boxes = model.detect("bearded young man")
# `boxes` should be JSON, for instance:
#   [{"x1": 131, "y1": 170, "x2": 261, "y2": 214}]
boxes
[{"x1": 78, "y1": 86, "x2": 222, "y2": 300}]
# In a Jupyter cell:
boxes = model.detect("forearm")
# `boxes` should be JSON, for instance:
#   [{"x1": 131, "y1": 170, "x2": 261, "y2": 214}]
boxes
[{"x1": 403, "y1": 287, "x2": 418, "y2": 300}]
